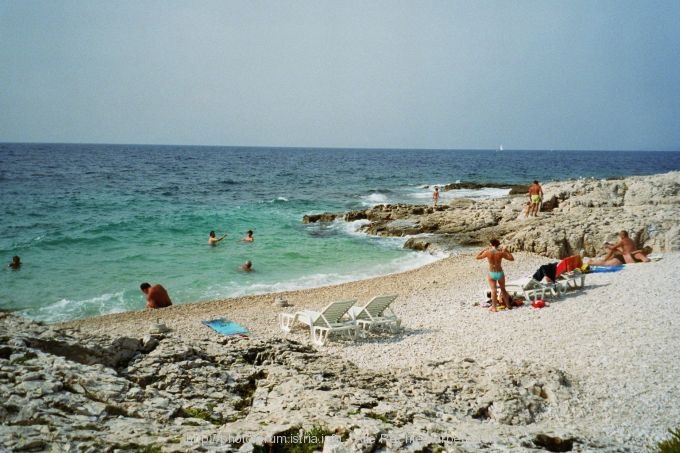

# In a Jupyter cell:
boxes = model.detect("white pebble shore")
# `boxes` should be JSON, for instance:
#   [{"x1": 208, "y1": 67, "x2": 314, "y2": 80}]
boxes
[{"x1": 63, "y1": 250, "x2": 680, "y2": 447}]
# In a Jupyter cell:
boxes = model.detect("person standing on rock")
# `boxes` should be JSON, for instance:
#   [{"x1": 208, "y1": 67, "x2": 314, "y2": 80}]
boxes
[
  {"x1": 432, "y1": 186, "x2": 440, "y2": 207},
  {"x1": 528, "y1": 180, "x2": 543, "y2": 216},
  {"x1": 140, "y1": 283, "x2": 173, "y2": 309},
  {"x1": 476, "y1": 239, "x2": 514, "y2": 312}
]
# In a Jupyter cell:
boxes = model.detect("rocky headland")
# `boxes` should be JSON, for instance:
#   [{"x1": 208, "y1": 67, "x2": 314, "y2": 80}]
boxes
[{"x1": 304, "y1": 171, "x2": 680, "y2": 258}]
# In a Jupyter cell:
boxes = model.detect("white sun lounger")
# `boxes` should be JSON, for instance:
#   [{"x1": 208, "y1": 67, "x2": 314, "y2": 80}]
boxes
[
  {"x1": 278, "y1": 299, "x2": 357, "y2": 346},
  {"x1": 346, "y1": 294, "x2": 401, "y2": 334},
  {"x1": 554, "y1": 269, "x2": 586, "y2": 294}
]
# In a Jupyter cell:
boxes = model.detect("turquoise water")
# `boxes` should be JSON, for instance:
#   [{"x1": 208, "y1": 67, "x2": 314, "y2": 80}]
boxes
[{"x1": 1, "y1": 143, "x2": 679, "y2": 322}]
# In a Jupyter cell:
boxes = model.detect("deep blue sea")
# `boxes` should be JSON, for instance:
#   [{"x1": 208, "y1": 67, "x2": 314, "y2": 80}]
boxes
[{"x1": 1, "y1": 143, "x2": 679, "y2": 323}]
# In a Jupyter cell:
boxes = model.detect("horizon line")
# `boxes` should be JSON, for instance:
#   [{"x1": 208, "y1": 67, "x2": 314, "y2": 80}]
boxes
[{"x1": 1, "y1": 141, "x2": 678, "y2": 153}]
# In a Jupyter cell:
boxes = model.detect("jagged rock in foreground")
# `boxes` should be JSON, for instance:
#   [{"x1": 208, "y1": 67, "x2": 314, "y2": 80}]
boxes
[
  {"x1": 305, "y1": 172, "x2": 680, "y2": 258},
  {"x1": 2, "y1": 312, "x2": 612, "y2": 452}
]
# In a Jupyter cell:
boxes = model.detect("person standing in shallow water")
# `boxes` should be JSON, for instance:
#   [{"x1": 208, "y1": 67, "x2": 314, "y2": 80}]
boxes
[
  {"x1": 476, "y1": 238, "x2": 514, "y2": 312},
  {"x1": 432, "y1": 186, "x2": 440, "y2": 207},
  {"x1": 208, "y1": 231, "x2": 227, "y2": 245}
]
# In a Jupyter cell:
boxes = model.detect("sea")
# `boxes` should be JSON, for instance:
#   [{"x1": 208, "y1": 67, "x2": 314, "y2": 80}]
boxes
[{"x1": 1, "y1": 143, "x2": 679, "y2": 323}]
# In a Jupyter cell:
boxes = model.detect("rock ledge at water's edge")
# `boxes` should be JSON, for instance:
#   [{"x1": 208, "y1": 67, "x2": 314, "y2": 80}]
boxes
[{"x1": 304, "y1": 171, "x2": 680, "y2": 258}]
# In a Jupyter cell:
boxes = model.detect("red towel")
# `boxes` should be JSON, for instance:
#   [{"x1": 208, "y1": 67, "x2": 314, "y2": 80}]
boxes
[{"x1": 555, "y1": 255, "x2": 582, "y2": 277}]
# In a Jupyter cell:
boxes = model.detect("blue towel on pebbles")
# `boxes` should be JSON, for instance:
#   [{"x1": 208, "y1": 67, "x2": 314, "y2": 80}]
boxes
[
  {"x1": 201, "y1": 319, "x2": 250, "y2": 336},
  {"x1": 590, "y1": 265, "x2": 625, "y2": 273}
]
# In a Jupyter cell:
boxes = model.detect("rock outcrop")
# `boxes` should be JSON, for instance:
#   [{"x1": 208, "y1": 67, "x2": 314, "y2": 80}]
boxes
[
  {"x1": 1, "y1": 312, "x2": 602, "y2": 451},
  {"x1": 305, "y1": 172, "x2": 680, "y2": 258}
]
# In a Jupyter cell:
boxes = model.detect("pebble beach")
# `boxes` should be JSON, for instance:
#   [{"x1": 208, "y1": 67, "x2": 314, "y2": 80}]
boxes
[{"x1": 62, "y1": 249, "x2": 680, "y2": 449}]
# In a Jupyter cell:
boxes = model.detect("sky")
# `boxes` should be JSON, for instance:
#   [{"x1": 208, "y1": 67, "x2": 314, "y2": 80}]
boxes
[{"x1": 1, "y1": 0, "x2": 679, "y2": 150}]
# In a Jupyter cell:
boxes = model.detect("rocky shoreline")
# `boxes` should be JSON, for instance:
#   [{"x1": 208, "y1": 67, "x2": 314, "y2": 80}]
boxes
[
  {"x1": 305, "y1": 171, "x2": 680, "y2": 258},
  {"x1": 1, "y1": 311, "x2": 587, "y2": 452},
  {"x1": 2, "y1": 172, "x2": 680, "y2": 452}
]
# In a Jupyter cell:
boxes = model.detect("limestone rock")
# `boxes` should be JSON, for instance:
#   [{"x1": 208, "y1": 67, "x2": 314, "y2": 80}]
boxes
[
  {"x1": 303, "y1": 172, "x2": 680, "y2": 258},
  {"x1": 0, "y1": 312, "x2": 601, "y2": 451}
]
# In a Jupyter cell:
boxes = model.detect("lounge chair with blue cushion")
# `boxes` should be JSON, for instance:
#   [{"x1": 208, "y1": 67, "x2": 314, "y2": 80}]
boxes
[{"x1": 278, "y1": 299, "x2": 357, "y2": 346}]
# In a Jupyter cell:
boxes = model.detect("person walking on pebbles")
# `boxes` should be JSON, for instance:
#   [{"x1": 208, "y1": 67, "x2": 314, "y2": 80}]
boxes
[{"x1": 476, "y1": 238, "x2": 514, "y2": 312}]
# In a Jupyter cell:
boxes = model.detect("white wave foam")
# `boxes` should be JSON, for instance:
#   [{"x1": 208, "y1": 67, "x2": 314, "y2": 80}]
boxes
[
  {"x1": 397, "y1": 183, "x2": 509, "y2": 204},
  {"x1": 23, "y1": 291, "x2": 129, "y2": 323},
  {"x1": 265, "y1": 196, "x2": 289, "y2": 203},
  {"x1": 209, "y1": 248, "x2": 447, "y2": 301},
  {"x1": 450, "y1": 187, "x2": 511, "y2": 199},
  {"x1": 360, "y1": 192, "x2": 389, "y2": 206},
  {"x1": 359, "y1": 184, "x2": 510, "y2": 207},
  {"x1": 411, "y1": 190, "x2": 435, "y2": 201},
  {"x1": 339, "y1": 218, "x2": 371, "y2": 236}
]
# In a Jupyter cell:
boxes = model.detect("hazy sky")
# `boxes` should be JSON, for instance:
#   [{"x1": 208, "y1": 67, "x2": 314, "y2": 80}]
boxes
[{"x1": 1, "y1": 1, "x2": 679, "y2": 150}]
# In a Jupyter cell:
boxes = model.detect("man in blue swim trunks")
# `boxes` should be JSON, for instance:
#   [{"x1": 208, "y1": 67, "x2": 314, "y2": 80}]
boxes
[{"x1": 476, "y1": 238, "x2": 515, "y2": 312}]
